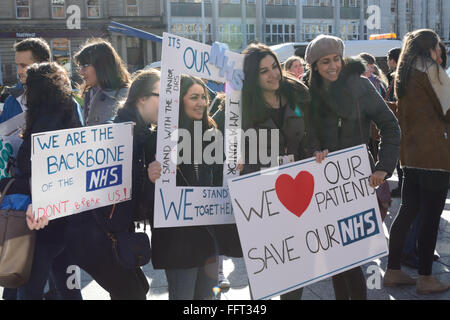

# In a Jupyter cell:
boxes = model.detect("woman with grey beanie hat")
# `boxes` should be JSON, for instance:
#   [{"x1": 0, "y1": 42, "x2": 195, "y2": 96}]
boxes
[{"x1": 305, "y1": 35, "x2": 401, "y2": 300}]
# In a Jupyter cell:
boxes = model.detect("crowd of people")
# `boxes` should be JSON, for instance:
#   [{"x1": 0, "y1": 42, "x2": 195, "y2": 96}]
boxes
[{"x1": 0, "y1": 27, "x2": 449, "y2": 300}]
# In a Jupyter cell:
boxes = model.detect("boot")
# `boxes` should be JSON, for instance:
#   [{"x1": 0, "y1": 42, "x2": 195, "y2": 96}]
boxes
[
  {"x1": 383, "y1": 269, "x2": 416, "y2": 287},
  {"x1": 416, "y1": 275, "x2": 450, "y2": 295}
]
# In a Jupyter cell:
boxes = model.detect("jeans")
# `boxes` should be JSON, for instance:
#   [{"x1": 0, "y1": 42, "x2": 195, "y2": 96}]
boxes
[
  {"x1": 47, "y1": 249, "x2": 83, "y2": 300},
  {"x1": 165, "y1": 259, "x2": 219, "y2": 300},
  {"x1": 17, "y1": 239, "x2": 66, "y2": 300},
  {"x1": 402, "y1": 214, "x2": 422, "y2": 258},
  {"x1": 388, "y1": 168, "x2": 449, "y2": 275}
]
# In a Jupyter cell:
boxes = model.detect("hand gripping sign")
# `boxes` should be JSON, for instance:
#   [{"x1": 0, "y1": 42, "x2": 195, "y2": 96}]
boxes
[
  {"x1": 153, "y1": 33, "x2": 244, "y2": 228},
  {"x1": 31, "y1": 122, "x2": 133, "y2": 220},
  {"x1": 228, "y1": 145, "x2": 388, "y2": 300}
]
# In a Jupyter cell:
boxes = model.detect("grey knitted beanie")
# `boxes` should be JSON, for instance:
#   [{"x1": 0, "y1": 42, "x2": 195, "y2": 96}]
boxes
[{"x1": 305, "y1": 35, "x2": 344, "y2": 65}]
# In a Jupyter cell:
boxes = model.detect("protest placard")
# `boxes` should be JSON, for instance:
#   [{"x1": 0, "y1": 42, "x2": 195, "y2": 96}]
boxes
[
  {"x1": 31, "y1": 122, "x2": 133, "y2": 220},
  {"x1": 0, "y1": 112, "x2": 26, "y2": 179},
  {"x1": 228, "y1": 145, "x2": 388, "y2": 300},
  {"x1": 153, "y1": 33, "x2": 244, "y2": 228}
]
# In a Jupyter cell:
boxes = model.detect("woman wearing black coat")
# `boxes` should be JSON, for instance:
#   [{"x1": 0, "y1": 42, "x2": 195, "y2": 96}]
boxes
[
  {"x1": 150, "y1": 75, "x2": 227, "y2": 300},
  {"x1": 305, "y1": 35, "x2": 400, "y2": 300},
  {"x1": 26, "y1": 67, "x2": 154, "y2": 300},
  {"x1": 13, "y1": 62, "x2": 81, "y2": 300}
]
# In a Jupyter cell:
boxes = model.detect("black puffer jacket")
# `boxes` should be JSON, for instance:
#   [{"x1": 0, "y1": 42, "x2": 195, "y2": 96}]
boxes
[{"x1": 310, "y1": 58, "x2": 400, "y2": 177}]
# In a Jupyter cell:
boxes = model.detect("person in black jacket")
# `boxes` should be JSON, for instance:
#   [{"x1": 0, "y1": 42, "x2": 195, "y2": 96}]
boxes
[
  {"x1": 149, "y1": 75, "x2": 243, "y2": 300},
  {"x1": 305, "y1": 35, "x2": 400, "y2": 300},
  {"x1": 25, "y1": 64, "x2": 150, "y2": 300},
  {"x1": 10, "y1": 62, "x2": 81, "y2": 300},
  {"x1": 114, "y1": 69, "x2": 159, "y2": 224}
]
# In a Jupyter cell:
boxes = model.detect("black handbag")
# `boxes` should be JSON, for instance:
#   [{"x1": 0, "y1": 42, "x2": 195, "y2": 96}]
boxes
[
  {"x1": 95, "y1": 204, "x2": 151, "y2": 269},
  {"x1": 108, "y1": 230, "x2": 151, "y2": 269}
]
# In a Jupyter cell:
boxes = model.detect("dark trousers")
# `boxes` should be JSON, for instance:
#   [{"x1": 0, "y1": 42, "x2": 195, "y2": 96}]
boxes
[
  {"x1": 397, "y1": 162, "x2": 404, "y2": 189},
  {"x1": 331, "y1": 267, "x2": 367, "y2": 300},
  {"x1": 278, "y1": 267, "x2": 366, "y2": 300},
  {"x1": 388, "y1": 168, "x2": 449, "y2": 275},
  {"x1": 17, "y1": 240, "x2": 82, "y2": 300},
  {"x1": 65, "y1": 213, "x2": 149, "y2": 300},
  {"x1": 3, "y1": 249, "x2": 82, "y2": 300}
]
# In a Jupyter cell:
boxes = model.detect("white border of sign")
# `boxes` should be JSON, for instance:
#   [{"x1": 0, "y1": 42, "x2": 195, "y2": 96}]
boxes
[
  {"x1": 153, "y1": 33, "x2": 244, "y2": 228},
  {"x1": 228, "y1": 145, "x2": 388, "y2": 300},
  {"x1": 31, "y1": 122, "x2": 133, "y2": 220}
]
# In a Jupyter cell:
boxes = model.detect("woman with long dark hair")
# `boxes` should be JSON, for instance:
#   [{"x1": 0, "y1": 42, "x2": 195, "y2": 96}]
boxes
[
  {"x1": 74, "y1": 39, "x2": 130, "y2": 126},
  {"x1": 384, "y1": 29, "x2": 450, "y2": 294},
  {"x1": 150, "y1": 75, "x2": 221, "y2": 300},
  {"x1": 13, "y1": 62, "x2": 82, "y2": 299},
  {"x1": 240, "y1": 43, "x2": 324, "y2": 300},
  {"x1": 26, "y1": 49, "x2": 150, "y2": 299},
  {"x1": 305, "y1": 35, "x2": 400, "y2": 300}
]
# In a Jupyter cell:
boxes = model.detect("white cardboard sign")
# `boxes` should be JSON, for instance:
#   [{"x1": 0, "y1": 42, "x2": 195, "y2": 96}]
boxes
[
  {"x1": 31, "y1": 122, "x2": 133, "y2": 220},
  {"x1": 228, "y1": 145, "x2": 388, "y2": 300},
  {"x1": 153, "y1": 33, "x2": 244, "y2": 228}
]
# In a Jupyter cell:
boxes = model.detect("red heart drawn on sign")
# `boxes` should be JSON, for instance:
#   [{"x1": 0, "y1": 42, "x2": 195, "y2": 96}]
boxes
[{"x1": 275, "y1": 171, "x2": 315, "y2": 218}]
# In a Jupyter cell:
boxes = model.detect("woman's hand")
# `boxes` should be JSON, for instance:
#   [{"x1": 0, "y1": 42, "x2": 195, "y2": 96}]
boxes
[
  {"x1": 147, "y1": 161, "x2": 162, "y2": 183},
  {"x1": 237, "y1": 157, "x2": 244, "y2": 172},
  {"x1": 369, "y1": 170, "x2": 387, "y2": 188},
  {"x1": 313, "y1": 150, "x2": 329, "y2": 163},
  {"x1": 26, "y1": 204, "x2": 49, "y2": 230}
]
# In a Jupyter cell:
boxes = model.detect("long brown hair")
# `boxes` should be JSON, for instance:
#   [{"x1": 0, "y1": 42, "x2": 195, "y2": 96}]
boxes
[
  {"x1": 179, "y1": 74, "x2": 216, "y2": 133},
  {"x1": 395, "y1": 29, "x2": 441, "y2": 99},
  {"x1": 120, "y1": 69, "x2": 161, "y2": 110},
  {"x1": 23, "y1": 62, "x2": 78, "y2": 138},
  {"x1": 74, "y1": 38, "x2": 130, "y2": 92},
  {"x1": 241, "y1": 43, "x2": 284, "y2": 128}
]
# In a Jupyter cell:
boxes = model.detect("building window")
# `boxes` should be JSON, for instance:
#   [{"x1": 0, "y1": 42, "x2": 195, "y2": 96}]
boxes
[
  {"x1": 170, "y1": 23, "x2": 212, "y2": 44},
  {"x1": 52, "y1": 0, "x2": 66, "y2": 19},
  {"x1": 340, "y1": 22, "x2": 359, "y2": 40},
  {"x1": 303, "y1": 0, "x2": 332, "y2": 6},
  {"x1": 87, "y1": 0, "x2": 101, "y2": 18},
  {"x1": 126, "y1": 0, "x2": 139, "y2": 16},
  {"x1": 52, "y1": 39, "x2": 71, "y2": 74},
  {"x1": 266, "y1": 0, "x2": 282, "y2": 5},
  {"x1": 219, "y1": 24, "x2": 242, "y2": 47},
  {"x1": 16, "y1": 0, "x2": 31, "y2": 19},
  {"x1": 303, "y1": 23, "x2": 333, "y2": 41},
  {"x1": 341, "y1": 0, "x2": 358, "y2": 7},
  {"x1": 405, "y1": 0, "x2": 411, "y2": 13},
  {"x1": 247, "y1": 24, "x2": 256, "y2": 43},
  {"x1": 303, "y1": 0, "x2": 331, "y2": 6},
  {"x1": 265, "y1": 23, "x2": 295, "y2": 45}
]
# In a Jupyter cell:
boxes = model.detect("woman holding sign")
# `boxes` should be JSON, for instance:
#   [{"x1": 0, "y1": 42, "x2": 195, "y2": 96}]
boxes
[
  {"x1": 149, "y1": 75, "x2": 243, "y2": 300},
  {"x1": 384, "y1": 29, "x2": 450, "y2": 294},
  {"x1": 305, "y1": 35, "x2": 400, "y2": 300},
  {"x1": 9, "y1": 62, "x2": 82, "y2": 300},
  {"x1": 240, "y1": 43, "x2": 322, "y2": 300},
  {"x1": 27, "y1": 42, "x2": 151, "y2": 300}
]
